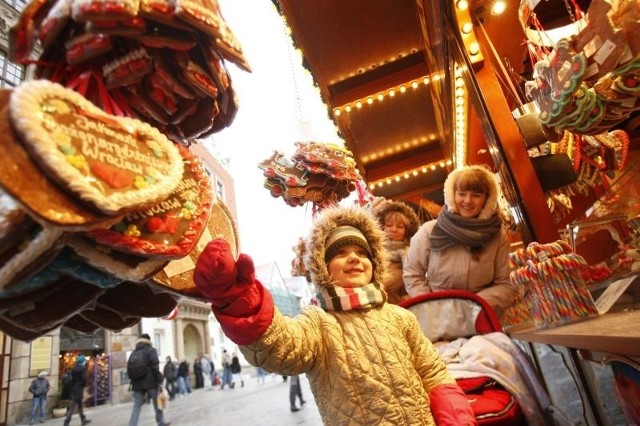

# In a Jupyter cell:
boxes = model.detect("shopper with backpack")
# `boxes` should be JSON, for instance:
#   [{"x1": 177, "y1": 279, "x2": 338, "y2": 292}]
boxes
[
  {"x1": 127, "y1": 334, "x2": 171, "y2": 426},
  {"x1": 63, "y1": 355, "x2": 91, "y2": 426}
]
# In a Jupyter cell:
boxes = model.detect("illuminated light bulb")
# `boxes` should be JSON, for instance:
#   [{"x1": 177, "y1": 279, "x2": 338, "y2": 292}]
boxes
[
  {"x1": 411, "y1": 81, "x2": 419, "y2": 89},
  {"x1": 389, "y1": 89, "x2": 396, "y2": 97},
  {"x1": 345, "y1": 105, "x2": 352, "y2": 112},
  {"x1": 431, "y1": 74, "x2": 441, "y2": 82},
  {"x1": 455, "y1": 77, "x2": 464, "y2": 87},
  {"x1": 366, "y1": 97, "x2": 373, "y2": 104},
  {"x1": 461, "y1": 22, "x2": 473, "y2": 34},
  {"x1": 399, "y1": 85, "x2": 406, "y2": 93},
  {"x1": 456, "y1": 97, "x2": 465, "y2": 106},
  {"x1": 455, "y1": 87, "x2": 465, "y2": 97},
  {"x1": 423, "y1": 77, "x2": 430, "y2": 85},
  {"x1": 457, "y1": 0, "x2": 469, "y2": 10},
  {"x1": 491, "y1": 0, "x2": 506, "y2": 15},
  {"x1": 431, "y1": 165, "x2": 437, "y2": 170},
  {"x1": 356, "y1": 101, "x2": 362, "y2": 108},
  {"x1": 369, "y1": 184, "x2": 375, "y2": 190},
  {"x1": 421, "y1": 167, "x2": 427, "y2": 173},
  {"x1": 334, "y1": 108, "x2": 341, "y2": 116},
  {"x1": 377, "y1": 93, "x2": 384, "y2": 101},
  {"x1": 394, "y1": 176, "x2": 401, "y2": 182},
  {"x1": 386, "y1": 178, "x2": 392, "y2": 184},
  {"x1": 378, "y1": 182, "x2": 384, "y2": 187},
  {"x1": 446, "y1": 160, "x2": 452, "y2": 165},
  {"x1": 412, "y1": 170, "x2": 419, "y2": 176},
  {"x1": 469, "y1": 42, "x2": 480, "y2": 55},
  {"x1": 439, "y1": 161, "x2": 445, "y2": 167},
  {"x1": 403, "y1": 173, "x2": 409, "y2": 179}
]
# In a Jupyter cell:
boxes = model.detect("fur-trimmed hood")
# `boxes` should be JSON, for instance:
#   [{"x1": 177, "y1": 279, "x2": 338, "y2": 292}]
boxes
[
  {"x1": 370, "y1": 199, "x2": 420, "y2": 240},
  {"x1": 443, "y1": 165, "x2": 500, "y2": 220},
  {"x1": 305, "y1": 205, "x2": 387, "y2": 289}
]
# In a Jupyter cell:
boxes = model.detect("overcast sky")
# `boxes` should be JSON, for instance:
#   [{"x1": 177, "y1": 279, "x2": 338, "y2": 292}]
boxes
[{"x1": 205, "y1": 0, "x2": 343, "y2": 274}]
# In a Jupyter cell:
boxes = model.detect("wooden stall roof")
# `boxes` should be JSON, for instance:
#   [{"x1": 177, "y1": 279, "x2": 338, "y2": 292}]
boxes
[{"x1": 272, "y1": 0, "x2": 639, "y2": 214}]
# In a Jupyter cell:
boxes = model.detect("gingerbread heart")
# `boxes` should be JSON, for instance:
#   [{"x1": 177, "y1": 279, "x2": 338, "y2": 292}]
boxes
[
  {"x1": 85, "y1": 144, "x2": 212, "y2": 259},
  {"x1": 9, "y1": 80, "x2": 184, "y2": 216},
  {"x1": 151, "y1": 198, "x2": 238, "y2": 300}
]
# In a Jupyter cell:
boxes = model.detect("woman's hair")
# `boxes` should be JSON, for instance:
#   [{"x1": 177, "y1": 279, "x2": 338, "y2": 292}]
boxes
[
  {"x1": 384, "y1": 210, "x2": 410, "y2": 228},
  {"x1": 454, "y1": 167, "x2": 493, "y2": 195}
]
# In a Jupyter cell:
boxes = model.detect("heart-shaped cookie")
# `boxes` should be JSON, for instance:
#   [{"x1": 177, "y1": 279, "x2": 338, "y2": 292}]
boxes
[
  {"x1": 85, "y1": 144, "x2": 212, "y2": 259},
  {"x1": 151, "y1": 198, "x2": 238, "y2": 299},
  {"x1": 9, "y1": 80, "x2": 184, "y2": 215}
]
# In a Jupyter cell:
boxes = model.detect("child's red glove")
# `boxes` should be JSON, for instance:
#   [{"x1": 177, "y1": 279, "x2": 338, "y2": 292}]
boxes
[{"x1": 194, "y1": 238, "x2": 274, "y2": 345}]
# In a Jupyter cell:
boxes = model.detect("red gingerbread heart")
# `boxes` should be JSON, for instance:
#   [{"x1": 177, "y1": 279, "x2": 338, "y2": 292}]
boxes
[{"x1": 85, "y1": 144, "x2": 213, "y2": 260}]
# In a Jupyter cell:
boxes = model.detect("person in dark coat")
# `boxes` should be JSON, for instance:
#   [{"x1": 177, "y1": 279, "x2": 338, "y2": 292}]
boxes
[
  {"x1": 193, "y1": 358, "x2": 204, "y2": 389},
  {"x1": 63, "y1": 355, "x2": 91, "y2": 426},
  {"x1": 163, "y1": 356, "x2": 177, "y2": 401},
  {"x1": 128, "y1": 334, "x2": 171, "y2": 426},
  {"x1": 177, "y1": 359, "x2": 191, "y2": 395}
]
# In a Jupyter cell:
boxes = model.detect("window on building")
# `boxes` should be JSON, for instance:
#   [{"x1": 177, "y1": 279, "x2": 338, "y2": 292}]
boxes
[
  {"x1": 2, "y1": 0, "x2": 26, "y2": 11},
  {"x1": 154, "y1": 332, "x2": 162, "y2": 356},
  {"x1": 216, "y1": 180, "x2": 225, "y2": 201},
  {"x1": 0, "y1": 52, "x2": 25, "y2": 88}
]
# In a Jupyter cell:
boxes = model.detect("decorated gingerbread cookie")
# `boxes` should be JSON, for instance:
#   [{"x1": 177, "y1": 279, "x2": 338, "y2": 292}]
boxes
[
  {"x1": 258, "y1": 151, "x2": 308, "y2": 188},
  {"x1": 151, "y1": 198, "x2": 238, "y2": 300},
  {"x1": 9, "y1": 80, "x2": 184, "y2": 216},
  {"x1": 86, "y1": 144, "x2": 212, "y2": 259},
  {"x1": 68, "y1": 235, "x2": 169, "y2": 282}
]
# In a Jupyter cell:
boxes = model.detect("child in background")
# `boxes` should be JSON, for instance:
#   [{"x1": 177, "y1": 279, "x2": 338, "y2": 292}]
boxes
[
  {"x1": 371, "y1": 198, "x2": 420, "y2": 305},
  {"x1": 28, "y1": 371, "x2": 50, "y2": 425},
  {"x1": 194, "y1": 205, "x2": 476, "y2": 425}
]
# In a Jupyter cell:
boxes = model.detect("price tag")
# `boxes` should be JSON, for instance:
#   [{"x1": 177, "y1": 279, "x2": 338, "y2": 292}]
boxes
[{"x1": 594, "y1": 276, "x2": 636, "y2": 314}]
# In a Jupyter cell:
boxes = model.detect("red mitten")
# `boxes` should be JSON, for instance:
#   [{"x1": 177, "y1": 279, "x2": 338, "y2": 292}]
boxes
[
  {"x1": 429, "y1": 383, "x2": 477, "y2": 425},
  {"x1": 194, "y1": 238, "x2": 274, "y2": 345}
]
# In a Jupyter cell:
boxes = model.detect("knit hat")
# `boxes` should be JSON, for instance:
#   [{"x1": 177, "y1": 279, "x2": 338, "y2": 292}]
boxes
[
  {"x1": 324, "y1": 226, "x2": 371, "y2": 262},
  {"x1": 76, "y1": 355, "x2": 86, "y2": 365},
  {"x1": 305, "y1": 206, "x2": 387, "y2": 289}
]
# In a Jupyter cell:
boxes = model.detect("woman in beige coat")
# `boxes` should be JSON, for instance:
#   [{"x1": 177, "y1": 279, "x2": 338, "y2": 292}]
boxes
[
  {"x1": 403, "y1": 165, "x2": 517, "y2": 319},
  {"x1": 194, "y1": 205, "x2": 476, "y2": 425}
]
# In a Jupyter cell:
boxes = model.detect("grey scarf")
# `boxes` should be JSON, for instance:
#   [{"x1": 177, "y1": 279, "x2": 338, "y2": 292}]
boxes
[{"x1": 430, "y1": 205, "x2": 502, "y2": 252}]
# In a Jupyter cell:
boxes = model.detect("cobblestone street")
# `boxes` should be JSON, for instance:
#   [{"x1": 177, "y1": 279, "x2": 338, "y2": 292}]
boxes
[{"x1": 38, "y1": 374, "x2": 322, "y2": 426}]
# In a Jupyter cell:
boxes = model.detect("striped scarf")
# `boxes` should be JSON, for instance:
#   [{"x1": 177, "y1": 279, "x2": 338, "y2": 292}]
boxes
[{"x1": 315, "y1": 282, "x2": 387, "y2": 311}]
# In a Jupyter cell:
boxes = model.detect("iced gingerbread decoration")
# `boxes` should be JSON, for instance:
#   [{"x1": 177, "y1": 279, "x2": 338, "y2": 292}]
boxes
[
  {"x1": 8, "y1": 0, "x2": 249, "y2": 144},
  {"x1": 86, "y1": 144, "x2": 213, "y2": 259},
  {"x1": 9, "y1": 80, "x2": 184, "y2": 216},
  {"x1": 151, "y1": 198, "x2": 238, "y2": 300},
  {"x1": 258, "y1": 142, "x2": 362, "y2": 210}
]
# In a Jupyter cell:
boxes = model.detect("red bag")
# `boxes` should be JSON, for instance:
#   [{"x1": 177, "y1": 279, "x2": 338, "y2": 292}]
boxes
[{"x1": 457, "y1": 377, "x2": 525, "y2": 426}]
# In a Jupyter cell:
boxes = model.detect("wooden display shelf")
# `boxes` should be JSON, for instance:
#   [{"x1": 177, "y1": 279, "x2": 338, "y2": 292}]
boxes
[{"x1": 509, "y1": 310, "x2": 640, "y2": 357}]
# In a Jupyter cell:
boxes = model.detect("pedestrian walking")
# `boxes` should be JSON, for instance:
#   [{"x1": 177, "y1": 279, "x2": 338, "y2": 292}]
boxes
[
  {"x1": 28, "y1": 371, "x2": 50, "y2": 424},
  {"x1": 289, "y1": 375, "x2": 306, "y2": 412},
  {"x1": 200, "y1": 355, "x2": 213, "y2": 390},
  {"x1": 63, "y1": 355, "x2": 91, "y2": 426},
  {"x1": 256, "y1": 367, "x2": 267, "y2": 384},
  {"x1": 127, "y1": 333, "x2": 171, "y2": 426},
  {"x1": 220, "y1": 350, "x2": 233, "y2": 390},
  {"x1": 230, "y1": 353, "x2": 244, "y2": 388},
  {"x1": 193, "y1": 358, "x2": 204, "y2": 389},
  {"x1": 177, "y1": 359, "x2": 191, "y2": 396},
  {"x1": 163, "y1": 356, "x2": 177, "y2": 401}
]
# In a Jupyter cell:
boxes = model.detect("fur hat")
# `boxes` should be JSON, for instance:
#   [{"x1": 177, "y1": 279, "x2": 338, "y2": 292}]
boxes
[
  {"x1": 443, "y1": 165, "x2": 500, "y2": 220},
  {"x1": 76, "y1": 355, "x2": 86, "y2": 365},
  {"x1": 370, "y1": 199, "x2": 420, "y2": 239},
  {"x1": 305, "y1": 205, "x2": 387, "y2": 289}
]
